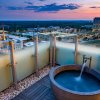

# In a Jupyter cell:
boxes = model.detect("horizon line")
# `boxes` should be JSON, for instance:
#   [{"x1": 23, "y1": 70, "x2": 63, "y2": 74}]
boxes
[{"x1": 0, "y1": 19, "x2": 93, "y2": 21}]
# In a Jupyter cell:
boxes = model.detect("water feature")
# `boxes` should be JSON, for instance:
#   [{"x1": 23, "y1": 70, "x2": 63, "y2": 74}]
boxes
[
  {"x1": 50, "y1": 65, "x2": 100, "y2": 100},
  {"x1": 76, "y1": 60, "x2": 87, "y2": 81},
  {"x1": 53, "y1": 65, "x2": 100, "y2": 92}
]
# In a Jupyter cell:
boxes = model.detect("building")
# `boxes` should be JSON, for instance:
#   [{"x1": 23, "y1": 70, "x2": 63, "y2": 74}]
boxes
[{"x1": 93, "y1": 17, "x2": 100, "y2": 32}]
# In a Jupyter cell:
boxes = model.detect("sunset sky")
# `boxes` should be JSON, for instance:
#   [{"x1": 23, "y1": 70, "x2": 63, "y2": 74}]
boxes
[{"x1": 0, "y1": 0, "x2": 100, "y2": 20}]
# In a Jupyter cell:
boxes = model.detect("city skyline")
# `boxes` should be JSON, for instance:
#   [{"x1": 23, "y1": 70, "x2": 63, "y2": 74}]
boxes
[{"x1": 0, "y1": 0, "x2": 100, "y2": 20}]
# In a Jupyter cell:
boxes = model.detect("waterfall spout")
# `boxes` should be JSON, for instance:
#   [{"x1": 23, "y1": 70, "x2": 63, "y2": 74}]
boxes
[
  {"x1": 76, "y1": 60, "x2": 87, "y2": 81},
  {"x1": 79, "y1": 60, "x2": 87, "y2": 78}
]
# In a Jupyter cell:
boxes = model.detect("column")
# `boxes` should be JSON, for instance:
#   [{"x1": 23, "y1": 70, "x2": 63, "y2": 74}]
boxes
[
  {"x1": 74, "y1": 35, "x2": 78, "y2": 64},
  {"x1": 9, "y1": 41, "x2": 17, "y2": 86},
  {"x1": 50, "y1": 34, "x2": 53, "y2": 67},
  {"x1": 53, "y1": 35, "x2": 56, "y2": 67},
  {"x1": 35, "y1": 34, "x2": 39, "y2": 76}
]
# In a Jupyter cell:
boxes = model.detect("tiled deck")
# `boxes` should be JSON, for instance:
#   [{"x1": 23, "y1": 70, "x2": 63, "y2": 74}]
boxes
[{"x1": 12, "y1": 75, "x2": 56, "y2": 100}]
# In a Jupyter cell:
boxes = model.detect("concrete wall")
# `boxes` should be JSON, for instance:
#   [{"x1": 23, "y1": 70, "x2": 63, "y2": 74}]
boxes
[{"x1": 0, "y1": 43, "x2": 50, "y2": 92}]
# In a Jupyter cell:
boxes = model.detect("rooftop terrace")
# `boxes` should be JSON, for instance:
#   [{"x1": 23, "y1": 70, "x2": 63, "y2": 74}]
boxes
[{"x1": 0, "y1": 33, "x2": 100, "y2": 100}]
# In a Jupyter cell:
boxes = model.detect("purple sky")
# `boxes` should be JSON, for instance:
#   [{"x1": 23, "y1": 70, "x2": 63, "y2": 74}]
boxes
[{"x1": 0, "y1": 0, "x2": 100, "y2": 20}]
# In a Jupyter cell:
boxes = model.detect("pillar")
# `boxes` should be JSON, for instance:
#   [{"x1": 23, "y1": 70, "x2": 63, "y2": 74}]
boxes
[
  {"x1": 35, "y1": 34, "x2": 39, "y2": 76},
  {"x1": 53, "y1": 35, "x2": 56, "y2": 67},
  {"x1": 9, "y1": 41, "x2": 17, "y2": 86},
  {"x1": 74, "y1": 35, "x2": 78, "y2": 64},
  {"x1": 50, "y1": 34, "x2": 53, "y2": 67}
]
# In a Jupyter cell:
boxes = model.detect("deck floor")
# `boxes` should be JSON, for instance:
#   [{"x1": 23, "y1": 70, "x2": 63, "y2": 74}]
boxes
[{"x1": 12, "y1": 75, "x2": 56, "y2": 100}]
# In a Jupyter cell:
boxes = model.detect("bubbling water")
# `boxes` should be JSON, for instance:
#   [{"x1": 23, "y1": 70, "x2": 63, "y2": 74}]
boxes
[{"x1": 75, "y1": 76, "x2": 81, "y2": 81}]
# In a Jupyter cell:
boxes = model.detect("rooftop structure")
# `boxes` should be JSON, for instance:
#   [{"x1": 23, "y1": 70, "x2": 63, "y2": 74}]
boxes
[
  {"x1": 94, "y1": 17, "x2": 100, "y2": 24},
  {"x1": 93, "y1": 17, "x2": 100, "y2": 32}
]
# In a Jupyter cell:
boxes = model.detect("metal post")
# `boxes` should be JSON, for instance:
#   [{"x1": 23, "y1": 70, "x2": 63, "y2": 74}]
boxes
[
  {"x1": 9, "y1": 41, "x2": 17, "y2": 86},
  {"x1": 50, "y1": 34, "x2": 53, "y2": 68},
  {"x1": 89, "y1": 57, "x2": 92, "y2": 69},
  {"x1": 83, "y1": 55, "x2": 92, "y2": 70},
  {"x1": 74, "y1": 35, "x2": 78, "y2": 64},
  {"x1": 53, "y1": 35, "x2": 56, "y2": 67},
  {"x1": 83, "y1": 55, "x2": 86, "y2": 63},
  {"x1": 35, "y1": 34, "x2": 39, "y2": 76}
]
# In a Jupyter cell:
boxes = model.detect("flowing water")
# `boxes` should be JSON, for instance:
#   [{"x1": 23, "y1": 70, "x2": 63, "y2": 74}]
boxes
[{"x1": 76, "y1": 61, "x2": 87, "y2": 81}]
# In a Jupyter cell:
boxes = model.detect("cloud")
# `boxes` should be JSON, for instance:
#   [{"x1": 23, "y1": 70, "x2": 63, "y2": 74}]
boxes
[
  {"x1": 27, "y1": 3, "x2": 81, "y2": 12},
  {"x1": 25, "y1": 6, "x2": 38, "y2": 10},
  {"x1": 7, "y1": 6, "x2": 23, "y2": 10},
  {"x1": 7, "y1": 3, "x2": 81, "y2": 12},
  {"x1": 24, "y1": 1, "x2": 33, "y2": 5},
  {"x1": 90, "y1": 6, "x2": 100, "y2": 8}
]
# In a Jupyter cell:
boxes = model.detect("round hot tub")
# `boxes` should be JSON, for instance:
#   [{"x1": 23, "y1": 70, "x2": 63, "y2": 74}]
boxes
[{"x1": 49, "y1": 65, "x2": 100, "y2": 100}]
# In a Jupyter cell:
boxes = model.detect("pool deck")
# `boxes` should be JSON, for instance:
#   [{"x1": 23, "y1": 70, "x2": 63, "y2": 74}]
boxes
[{"x1": 12, "y1": 75, "x2": 56, "y2": 100}]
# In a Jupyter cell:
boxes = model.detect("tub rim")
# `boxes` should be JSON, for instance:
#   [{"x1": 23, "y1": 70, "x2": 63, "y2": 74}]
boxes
[{"x1": 49, "y1": 64, "x2": 100, "y2": 96}]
